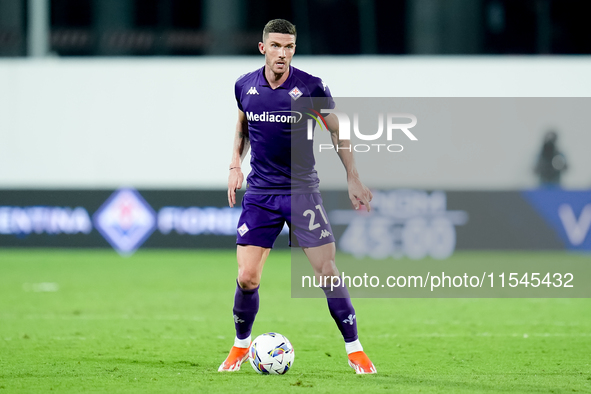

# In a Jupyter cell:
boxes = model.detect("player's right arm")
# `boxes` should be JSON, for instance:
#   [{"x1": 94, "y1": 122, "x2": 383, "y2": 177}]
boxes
[{"x1": 228, "y1": 109, "x2": 250, "y2": 208}]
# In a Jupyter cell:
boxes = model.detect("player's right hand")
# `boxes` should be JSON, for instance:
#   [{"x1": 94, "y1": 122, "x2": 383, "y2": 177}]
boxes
[{"x1": 228, "y1": 168, "x2": 244, "y2": 207}]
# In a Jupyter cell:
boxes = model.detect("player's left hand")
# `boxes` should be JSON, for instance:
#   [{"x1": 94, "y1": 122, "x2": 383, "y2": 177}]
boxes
[{"x1": 347, "y1": 175, "x2": 373, "y2": 212}]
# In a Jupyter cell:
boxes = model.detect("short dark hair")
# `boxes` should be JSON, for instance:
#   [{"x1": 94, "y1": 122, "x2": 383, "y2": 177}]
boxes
[{"x1": 262, "y1": 19, "x2": 297, "y2": 42}]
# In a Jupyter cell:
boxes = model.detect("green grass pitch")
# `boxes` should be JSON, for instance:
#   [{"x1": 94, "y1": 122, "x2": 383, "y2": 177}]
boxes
[{"x1": 1, "y1": 249, "x2": 590, "y2": 393}]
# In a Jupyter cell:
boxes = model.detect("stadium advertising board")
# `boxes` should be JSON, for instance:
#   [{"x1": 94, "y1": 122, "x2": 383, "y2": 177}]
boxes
[
  {"x1": 0, "y1": 188, "x2": 275, "y2": 253},
  {"x1": 0, "y1": 188, "x2": 589, "y2": 256}
]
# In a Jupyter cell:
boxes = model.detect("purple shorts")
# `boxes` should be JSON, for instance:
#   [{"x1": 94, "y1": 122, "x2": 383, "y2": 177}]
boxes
[{"x1": 236, "y1": 193, "x2": 336, "y2": 248}]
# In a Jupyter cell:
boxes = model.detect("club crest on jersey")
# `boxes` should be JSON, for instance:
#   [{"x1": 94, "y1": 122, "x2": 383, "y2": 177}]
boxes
[{"x1": 289, "y1": 87, "x2": 303, "y2": 101}]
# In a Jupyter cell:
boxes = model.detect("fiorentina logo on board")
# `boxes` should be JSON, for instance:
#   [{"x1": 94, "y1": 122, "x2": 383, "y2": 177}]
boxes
[{"x1": 93, "y1": 188, "x2": 157, "y2": 255}]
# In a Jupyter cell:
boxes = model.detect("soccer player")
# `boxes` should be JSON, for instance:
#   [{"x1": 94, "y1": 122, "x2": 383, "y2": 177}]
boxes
[{"x1": 219, "y1": 19, "x2": 376, "y2": 374}]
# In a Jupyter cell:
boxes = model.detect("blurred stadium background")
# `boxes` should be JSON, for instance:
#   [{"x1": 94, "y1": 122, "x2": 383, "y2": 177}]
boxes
[
  {"x1": 1, "y1": 1, "x2": 591, "y2": 392},
  {"x1": 1, "y1": 0, "x2": 590, "y2": 253}
]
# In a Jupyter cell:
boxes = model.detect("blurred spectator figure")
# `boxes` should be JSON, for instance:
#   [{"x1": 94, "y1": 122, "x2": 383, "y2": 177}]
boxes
[{"x1": 535, "y1": 131, "x2": 568, "y2": 187}]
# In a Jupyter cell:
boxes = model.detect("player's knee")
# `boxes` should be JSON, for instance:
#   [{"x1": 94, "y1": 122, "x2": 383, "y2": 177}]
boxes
[
  {"x1": 237, "y1": 272, "x2": 260, "y2": 290},
  {"x1": 315, "y1": 259, "x2": 338, "y2": 278}
]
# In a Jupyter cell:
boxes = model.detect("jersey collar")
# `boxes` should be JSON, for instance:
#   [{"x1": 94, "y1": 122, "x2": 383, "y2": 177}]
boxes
[{"x1": 258, "y1": 65, "x2": 296, "y2": 89}]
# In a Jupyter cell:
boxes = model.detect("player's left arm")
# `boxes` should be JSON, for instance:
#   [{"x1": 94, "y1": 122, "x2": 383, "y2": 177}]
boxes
[{"x1": 325, "y1": 113, "x2": 373, "y2": 211}]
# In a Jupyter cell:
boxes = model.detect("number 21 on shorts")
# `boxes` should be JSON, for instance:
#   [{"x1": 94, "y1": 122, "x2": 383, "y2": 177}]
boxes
[{"x1": 303, "y1": 205, "x2": 329, "y2": 231}]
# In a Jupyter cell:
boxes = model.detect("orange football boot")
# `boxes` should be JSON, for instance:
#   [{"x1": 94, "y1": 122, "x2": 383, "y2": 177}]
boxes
[
  {"x1": 218, "y1": 345, "x2": 250, "y2": 372},
  {"x1": 347, "y1": 351, "x2": 377, "y2": 374}
]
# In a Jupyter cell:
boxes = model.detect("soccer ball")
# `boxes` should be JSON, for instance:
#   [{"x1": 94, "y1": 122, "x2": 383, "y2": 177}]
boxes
[{"x1": 249, "y1": 332, "x2": 294, "y2": 375}]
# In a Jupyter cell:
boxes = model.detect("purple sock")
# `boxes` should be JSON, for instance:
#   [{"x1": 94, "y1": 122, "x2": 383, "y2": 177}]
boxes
[
  {"x1": 233, "y1": 281, "x2": 259, "y2": 340},
  {"x1": 322, "y1": 285, "x2": 358, "y2": 343}
]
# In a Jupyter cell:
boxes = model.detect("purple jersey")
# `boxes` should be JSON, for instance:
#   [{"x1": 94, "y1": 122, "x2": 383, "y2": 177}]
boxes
[{"x1": 235, "y1": 66, "x2": 334, "y2": 194}]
